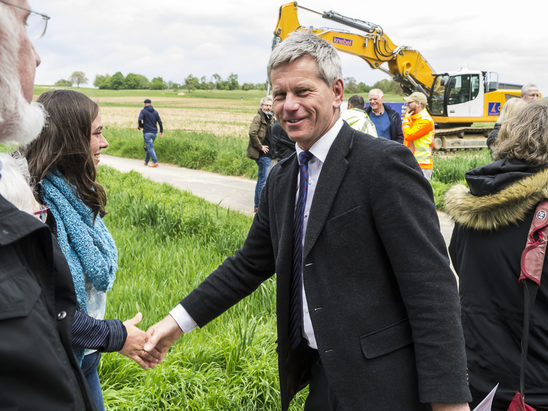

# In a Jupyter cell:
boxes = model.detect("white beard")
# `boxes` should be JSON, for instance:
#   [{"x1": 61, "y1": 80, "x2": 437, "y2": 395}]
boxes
[{"x1": 0, "y1": 9, "x2": 46, "y2": 146}]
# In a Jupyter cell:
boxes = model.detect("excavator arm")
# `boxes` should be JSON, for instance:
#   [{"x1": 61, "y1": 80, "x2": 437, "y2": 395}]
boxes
[{"x1": 273, "y1": 2, "x2": 436, "y2": 96}]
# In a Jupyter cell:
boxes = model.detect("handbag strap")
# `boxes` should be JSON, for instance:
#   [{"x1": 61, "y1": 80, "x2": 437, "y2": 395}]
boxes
[{"x1": 517, "y1": 200, "x2": 548, "y2": 405}]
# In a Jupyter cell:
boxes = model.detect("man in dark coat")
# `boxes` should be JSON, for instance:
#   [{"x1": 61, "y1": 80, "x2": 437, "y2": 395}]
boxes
[
  {"x1": 145, "y1": 32, "x2": 471, "y2": 411},
  {"x1": 138, "y1": 99, "x2": 164, "y2": 167},
  {"x1": 271, "y1": 120, "x2": 296, "y2": 161},
  {"x1": 0, "y1": 1, "x2": 95, "y2": 409}
]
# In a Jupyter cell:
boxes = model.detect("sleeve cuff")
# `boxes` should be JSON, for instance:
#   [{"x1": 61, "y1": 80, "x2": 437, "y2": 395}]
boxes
[
  {"x1": 105, "y1": 319, "x2": 127, "y2": 352},
  {"x1": 169, "y1": 304, "x2": 198, "y2": 333}
]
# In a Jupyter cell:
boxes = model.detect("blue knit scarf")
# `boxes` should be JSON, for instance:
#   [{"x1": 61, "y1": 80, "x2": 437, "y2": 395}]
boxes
[{"x1": 41, "y1": 171, "x2": 118, "y2": 313}]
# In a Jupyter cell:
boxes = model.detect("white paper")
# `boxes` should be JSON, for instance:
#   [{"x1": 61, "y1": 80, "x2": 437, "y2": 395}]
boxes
[{"x1": 473, "y1": 383, "x2": 499, "y2": 411}]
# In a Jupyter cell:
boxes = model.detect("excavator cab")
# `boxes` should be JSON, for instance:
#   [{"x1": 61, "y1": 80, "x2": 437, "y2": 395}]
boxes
[{"x1": 429, "y1": 71, "x2": 484, "y2": 126}]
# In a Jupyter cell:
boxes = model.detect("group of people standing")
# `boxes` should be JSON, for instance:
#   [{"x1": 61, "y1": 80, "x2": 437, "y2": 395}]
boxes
[{"x1": 3, "y1": 1, "x2": 548, "y2": 410}]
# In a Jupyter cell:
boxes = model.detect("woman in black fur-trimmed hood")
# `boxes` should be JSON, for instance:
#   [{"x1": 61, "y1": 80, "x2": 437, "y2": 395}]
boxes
[{"x1": 445, "y1": 101, "x2": 548, "y2": 410}]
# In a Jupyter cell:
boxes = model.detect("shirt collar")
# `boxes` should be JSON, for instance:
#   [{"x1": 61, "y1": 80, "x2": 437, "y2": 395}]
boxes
[{"x1": 296, "y1": 118, "x2": 344, "y2": 164}]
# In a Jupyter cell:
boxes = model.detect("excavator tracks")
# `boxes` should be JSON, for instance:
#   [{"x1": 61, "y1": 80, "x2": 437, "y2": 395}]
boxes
[{"x1": 433, "y1": 127, "x2": 492, "y2": 151}]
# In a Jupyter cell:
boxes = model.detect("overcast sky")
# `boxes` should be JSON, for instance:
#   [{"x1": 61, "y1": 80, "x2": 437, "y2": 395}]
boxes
[{"x1": 32, "y1": 0, "x2": 548, "y2": 94}]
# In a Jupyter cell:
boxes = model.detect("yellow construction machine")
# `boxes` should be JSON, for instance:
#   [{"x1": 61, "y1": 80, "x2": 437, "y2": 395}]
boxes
[{"x1": 273, "y1": 2, "x2": 524, "y2": 150}]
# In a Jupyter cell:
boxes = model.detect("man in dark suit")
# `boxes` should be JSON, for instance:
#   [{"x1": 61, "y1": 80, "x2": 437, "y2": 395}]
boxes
[{"x1": 145, "y1": 32, "x2": 471, "y2": 411}]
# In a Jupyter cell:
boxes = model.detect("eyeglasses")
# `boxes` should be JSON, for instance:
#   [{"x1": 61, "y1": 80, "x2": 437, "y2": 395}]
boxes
[
  {"x1": 0, "y1": 0, "x2": 50, "y2": 40},
  {"x1": 33, "y1": 204, "x2": 49, "y2": 223}
]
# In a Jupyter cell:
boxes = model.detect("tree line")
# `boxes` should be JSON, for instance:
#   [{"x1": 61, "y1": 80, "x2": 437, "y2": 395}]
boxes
[{"x1": 54, "y1": 71, "x2": 403, "y2": 95}]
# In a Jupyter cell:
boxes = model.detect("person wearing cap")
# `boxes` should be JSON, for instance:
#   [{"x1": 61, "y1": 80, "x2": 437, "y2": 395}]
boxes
[
  {"x1": 402, "y1": 92, "x2": 435, "y2": 180},
  {"x1": 138, "y1": 98, "x2": 164, "y2": 167}
]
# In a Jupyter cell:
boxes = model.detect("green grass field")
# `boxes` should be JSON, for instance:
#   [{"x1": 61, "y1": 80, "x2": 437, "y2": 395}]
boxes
[{"x1": 98, "y1": 167, "x2": 307, "y2": 410}]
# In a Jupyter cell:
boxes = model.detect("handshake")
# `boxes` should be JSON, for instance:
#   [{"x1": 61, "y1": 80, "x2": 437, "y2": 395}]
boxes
[{"x1": 119, "y1": 313, "x2": 183, "y2": 369}]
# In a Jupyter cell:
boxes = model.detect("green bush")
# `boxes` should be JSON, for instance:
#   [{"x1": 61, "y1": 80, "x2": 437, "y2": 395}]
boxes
[{"x1": 103, "y1": 127, "x2": 258, "y2": 178}]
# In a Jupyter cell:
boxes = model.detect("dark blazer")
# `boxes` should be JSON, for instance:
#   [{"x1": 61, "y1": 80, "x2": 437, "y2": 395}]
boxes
[{"x1": 181, "y1": 123, "x2": 470, "y2": 410}]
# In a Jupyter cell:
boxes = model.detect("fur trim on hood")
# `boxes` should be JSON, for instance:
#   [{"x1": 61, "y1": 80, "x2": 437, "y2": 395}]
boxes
[{"x1": 444, "y1": 169, "x2": 548, "y2": 231}]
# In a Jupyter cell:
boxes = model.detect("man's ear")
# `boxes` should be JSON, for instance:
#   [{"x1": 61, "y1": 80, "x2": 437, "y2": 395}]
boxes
[{"x1": 332, "y1": 78, "x2": 345, "y2": 109}]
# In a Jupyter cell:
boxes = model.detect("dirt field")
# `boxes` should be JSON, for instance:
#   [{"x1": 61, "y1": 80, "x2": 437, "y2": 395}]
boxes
[{"x1": 96, "y1": 96, "x2": 258, "y2": 138}]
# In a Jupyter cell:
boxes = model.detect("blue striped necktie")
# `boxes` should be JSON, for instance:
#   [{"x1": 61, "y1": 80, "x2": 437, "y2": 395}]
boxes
[{"x1": 289, "y1": 150, "x2": 313, "y2": 349}]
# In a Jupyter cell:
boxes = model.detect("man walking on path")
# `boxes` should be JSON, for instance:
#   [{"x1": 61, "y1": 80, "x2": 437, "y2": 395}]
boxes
[{"x1": 138, "y1": 98, "x2": 163, "y2": 167}]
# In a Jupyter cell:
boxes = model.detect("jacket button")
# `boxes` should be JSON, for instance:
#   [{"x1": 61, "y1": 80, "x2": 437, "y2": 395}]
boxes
[{"x1": 57, "y1": 311, "x2": 67, "y2": 320}]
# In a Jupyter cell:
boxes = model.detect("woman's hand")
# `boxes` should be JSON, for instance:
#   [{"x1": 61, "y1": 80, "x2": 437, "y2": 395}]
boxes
[{"x1": 119, "y1": 312, "x2": 162, "y2": 369}]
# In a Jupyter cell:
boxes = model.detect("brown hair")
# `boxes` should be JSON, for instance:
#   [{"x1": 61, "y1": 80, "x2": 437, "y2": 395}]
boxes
[
  {"x1": 23, "y1": 89, "x2": 107, "y2": 218},
  {"x1": 492, "y1": 101, "x2": 548, "y2": 167}
]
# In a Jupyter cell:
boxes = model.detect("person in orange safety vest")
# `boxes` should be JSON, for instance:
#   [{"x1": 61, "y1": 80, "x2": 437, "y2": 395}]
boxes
[{"x1": 402, "y1": 92, "x2": 434, "y2": 180}]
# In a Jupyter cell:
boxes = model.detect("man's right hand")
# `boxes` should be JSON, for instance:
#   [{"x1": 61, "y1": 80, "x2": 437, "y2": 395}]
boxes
[
  {"x1": 144, "y1": 315, "x2": 183, "y2": 364},
  {"x1": 261, "y1": 145, "x2": 269, "y2": 154}
]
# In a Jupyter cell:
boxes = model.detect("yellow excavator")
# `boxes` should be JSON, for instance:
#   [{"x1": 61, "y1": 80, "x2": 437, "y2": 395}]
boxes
[{"x1": 273, "y1": 2, "x2": 523, "y2": 150}]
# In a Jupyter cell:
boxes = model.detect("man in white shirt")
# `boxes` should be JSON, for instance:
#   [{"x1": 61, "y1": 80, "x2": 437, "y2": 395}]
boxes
[{"x1": 144, "y1": 32, "x2": 471, "y2": 411}]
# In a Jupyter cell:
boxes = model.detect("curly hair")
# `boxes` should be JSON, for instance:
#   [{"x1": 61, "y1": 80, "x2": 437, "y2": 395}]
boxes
[
  {"x1": 492, "y1": 101, "x2": 548, "y2": 167},
  {"x1": 22, "y1": 89, "x2": 107, "y2": 218}
]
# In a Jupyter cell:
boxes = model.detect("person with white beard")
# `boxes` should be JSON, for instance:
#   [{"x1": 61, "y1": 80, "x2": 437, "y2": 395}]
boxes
[{"x1": 0, "y1": 1, "x2": 96, "y2": 409}]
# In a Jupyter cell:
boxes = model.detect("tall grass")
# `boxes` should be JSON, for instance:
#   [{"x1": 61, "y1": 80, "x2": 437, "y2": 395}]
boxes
[
  {"x1": 432, "y1": 149, "x2": 491, "y2": 209},
  {"x1": 103, "y1": 126, "x2": 258, "y2": 178},
  {"x1": 98, "y1": 167, "x2": 307, "y2": 410}
]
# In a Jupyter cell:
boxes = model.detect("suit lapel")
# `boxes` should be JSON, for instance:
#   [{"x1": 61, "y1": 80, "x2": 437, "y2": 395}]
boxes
[{"x1": 303, "y1": 124, "x2": 354, "y2": 259}]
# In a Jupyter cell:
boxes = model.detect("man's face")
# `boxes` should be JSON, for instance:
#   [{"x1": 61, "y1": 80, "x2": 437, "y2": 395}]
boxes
[
  {"x1": 368, "y1": 92, "x2": 383, "y2": 112},
  {"x1": 407, "y1": 100, "x2": 421, "y2": 114},
  {"x1": 522, "y1": 87, "x2": 540, "y2": 102},
  {"x1": 0, "y1": 0, "x2": 45, "y2": 144},
  {"x1": 11, "y1": 0, "x2": 41, "y2": 102},
  {"x1": 260, "y1": 101, "x2": 272, "y2": 114},
  {"x1": 271, "y1": 56, "x2": 344, "y2": 151}
]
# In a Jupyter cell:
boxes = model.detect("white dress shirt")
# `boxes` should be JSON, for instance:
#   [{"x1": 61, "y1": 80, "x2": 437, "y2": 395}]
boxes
[{"x1": 170, "y1": 118, "x2": 345, "y2": 349}]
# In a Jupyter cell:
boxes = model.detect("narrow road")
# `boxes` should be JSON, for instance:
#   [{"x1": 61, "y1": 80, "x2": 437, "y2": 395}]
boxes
[{"x1": 100, "y1": 154, "x2": 455, "y2": 246}]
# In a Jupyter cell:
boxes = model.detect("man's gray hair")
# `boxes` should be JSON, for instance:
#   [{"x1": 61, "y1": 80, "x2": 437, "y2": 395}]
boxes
[
  {"x1": 521, "y1": 83, "x2": 538, "y2": 96},
  {"x1": 369, "y1": 88, "x2": 384, "y2": 98},
  {"x1": 267, "y1": 31, "x2": 342, "y2": 86},
  {"x1": 260, "y1": 96, "x2": 273, "y2": 105}
]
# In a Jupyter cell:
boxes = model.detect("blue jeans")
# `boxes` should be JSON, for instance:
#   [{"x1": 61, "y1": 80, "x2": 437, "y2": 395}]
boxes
[
  {"x1": 254, "y1": 156, "x2": 271, "y2": 208},
  {"x1": 144, "y1": 132, "x2": 158, "y2": 164},
  {"x1": 81, "y1": 351, "x2": 105, "y2": 411}
]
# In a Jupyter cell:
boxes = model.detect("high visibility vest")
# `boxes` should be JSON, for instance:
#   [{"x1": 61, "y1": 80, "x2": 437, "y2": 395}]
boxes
[
  {"x1": 403, "y1": 108, "x2": 434, "y2": 169},
  {"x1": 341, "y1": 108, "x2": 378, "y2": 137}
]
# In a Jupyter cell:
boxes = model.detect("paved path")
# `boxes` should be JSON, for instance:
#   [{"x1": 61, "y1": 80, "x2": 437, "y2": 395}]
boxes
[{"x1": 100, "y1": 155, "x2": 455, "y2": 246}]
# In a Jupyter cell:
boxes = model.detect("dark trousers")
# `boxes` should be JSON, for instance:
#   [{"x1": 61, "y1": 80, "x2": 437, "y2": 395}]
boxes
[{"x1": 302, "y1": 346, "x2": 339, "y2": 411}]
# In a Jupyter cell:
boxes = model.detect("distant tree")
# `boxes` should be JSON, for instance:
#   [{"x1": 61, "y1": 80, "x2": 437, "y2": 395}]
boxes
[
  {"x1": 344, "y1": 77, "x2": 359, "y2": 93},
  {"x1": 109, "y1": 72, "x2": 125, "y2": 90},
  {"x1": 373, "y1": 79, "x2": 402, "y2": 95},
  {"x1": 184, "y1": 74, "x2": 200, "y2": 93},
  {"x1": 54, "y1": 79, "x2": 72, "y2": 87},
  {"x1": 150, "y1": 76, "x2": 167, "y2": 90},
  {"x1": 199, "y1": 76, "x2": 214, "y2": 90},
  {"x1": 358, "y1": 82, "x2": 371, "y2": 93},
  {"x1": 167, "y1": 81, "x2": 180, "y2": 90},
  {"x1": 124, "y1": 73, "x2": 142, "y2": 89},
  {"x1": 227, "y1": 73, "x2": 240, "y2": 90},
  {"x1": 94, "y1": 74, "x2": 111, "y2": 89},
  {"x1": 69, "y1": 71, "x2": 88, "y2": 88},
  {"x1": 241, "y1": 82, "x2": 254, "y2": 91},
  {"x1": 212, "y1": 73, "x2": 222, "y2": 85}
]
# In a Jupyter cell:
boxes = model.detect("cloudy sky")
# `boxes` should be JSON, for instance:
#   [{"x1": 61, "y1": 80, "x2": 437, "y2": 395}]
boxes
[{"x1": 32, "y1": 0, "x2": 548, "y2": 94}]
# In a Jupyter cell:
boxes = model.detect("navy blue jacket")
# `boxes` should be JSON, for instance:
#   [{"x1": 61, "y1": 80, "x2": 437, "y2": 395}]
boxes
[
  {"x1": 138, "y1": 105, "x2": 163, "y2": 134},
  {"x1": 366, "y1": 103, "x2": 404, "y2": 144}
]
